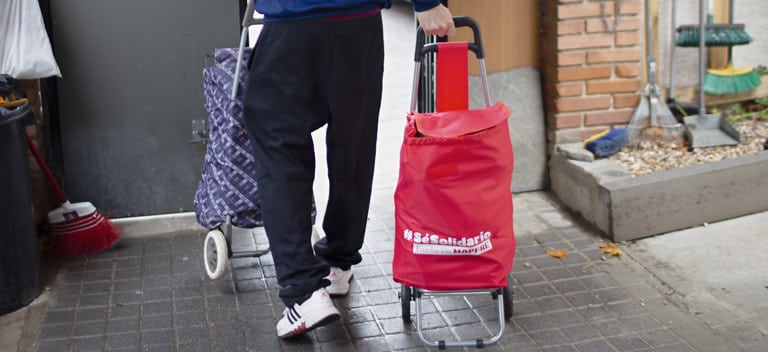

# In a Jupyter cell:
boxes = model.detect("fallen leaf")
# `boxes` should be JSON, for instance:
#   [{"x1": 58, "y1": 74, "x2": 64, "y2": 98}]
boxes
[
  {"x1": 599, "y1": 243, "x2": 622, "y2": 257},
  {"x1": 546, "y1": 248, "x2": 569, "y2": 259}
]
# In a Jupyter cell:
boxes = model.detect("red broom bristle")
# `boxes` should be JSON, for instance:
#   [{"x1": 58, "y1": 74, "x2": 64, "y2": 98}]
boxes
[{"x1": 47, "y1": 212, "x2": 122, "y2": 259}]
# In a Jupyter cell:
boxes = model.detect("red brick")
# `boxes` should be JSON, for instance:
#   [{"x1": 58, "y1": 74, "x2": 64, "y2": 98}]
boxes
[
  {"x1": 616, "y1": 17, "x2": 641, "y2": 31},
  {"x1": 587, "y1": 79, "x2": 641, "y2": 94},
  {"x1": 587, "y1": 48, "x2": 642, "y2": 63},
  {"x1": 556, "y1": 82, "x2": 584, "y2": 97},
  {"x1": 616, "y1": 31, "x2": 640, "y2": 46},
  {"x1": 556, "y1": 96, "x2": 612, "y2": 112},
  {"x1": 555, "y1": 112, "x2": 584, "y2": 128},
  {"x1": 585, "y1": 16, "x2": 641, "y2": 33},
  {"x1": 558, "y1": 20, "x2": 585, "y2": 35},
  {"x1": 558, "y1": 65, "x2": 611, "y2": 81},
  {"x1": 618, "y1": 0, "x2": 642, "y2": 15},
  {"x1": 558, "y1": 2, "x2": 602, "y2": 19},
  {"x1": 585, "y1": 18, "x2": 607, "y2": 33},
  {"x1": 615, "y1": 93, "x2": 641, "y2": 108},
  {"x1": 558, "y1": 51, "x2": 586, "y2": 66},
  {"x1": 615, "y1": 64, "x2": 641, "y2": 78},
  {"x1": 559, "y1": 33, "x2": 614, "y2": 50},
  {"x1": 585, "y1": 108, "x2": 635, "y2": 125}
]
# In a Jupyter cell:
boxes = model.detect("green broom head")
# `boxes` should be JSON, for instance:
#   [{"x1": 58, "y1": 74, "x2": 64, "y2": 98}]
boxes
[
  {"x1": 676, "y1": 23, "x2": 752, "y2": 47},
  {"x1": 703, "y1": 63, "x2": 762, "y2": 95}
]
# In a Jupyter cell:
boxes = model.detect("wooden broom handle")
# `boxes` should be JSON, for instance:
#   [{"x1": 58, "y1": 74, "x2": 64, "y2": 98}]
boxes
[{"x1": 25, "y1": 133, "x2": 67, "y2": 203}]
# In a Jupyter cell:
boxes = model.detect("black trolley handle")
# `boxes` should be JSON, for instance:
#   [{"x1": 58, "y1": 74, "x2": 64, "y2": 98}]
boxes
[{"x1": 410, "y1": 16, "x2": 491, "y2": 112}]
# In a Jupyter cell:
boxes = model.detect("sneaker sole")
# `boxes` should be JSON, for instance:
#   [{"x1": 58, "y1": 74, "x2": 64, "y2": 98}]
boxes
[{"x1": 278, "y1": 313, "x2": 340, "y2": 339}]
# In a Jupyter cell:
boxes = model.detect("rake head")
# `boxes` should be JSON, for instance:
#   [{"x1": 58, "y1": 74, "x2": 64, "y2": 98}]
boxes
[{"x1": 626, "y1": 93, "x2": 685, "y2": 148}]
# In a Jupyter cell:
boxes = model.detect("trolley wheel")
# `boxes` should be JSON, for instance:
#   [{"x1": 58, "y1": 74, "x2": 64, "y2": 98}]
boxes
[
  {"x1": 400, "y1": 285, "x2": 412, "y2": 323},
  {"x1": 502, "y1": 285, "x2": 513, "y2": 321},
  {"x1": 204, "y1": 230, "x2": 229, "y2": 279}
]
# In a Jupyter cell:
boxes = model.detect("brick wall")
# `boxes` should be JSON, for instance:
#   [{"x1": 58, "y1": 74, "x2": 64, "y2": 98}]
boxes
[{"x1": 541, "y1": 0, "x2": 644, "y2": 148}]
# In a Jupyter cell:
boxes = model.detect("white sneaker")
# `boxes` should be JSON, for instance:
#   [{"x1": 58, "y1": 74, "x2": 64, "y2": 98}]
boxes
[
  {"x1": 276, "y1": 288, "x2": 340, "y2": 339},
  {"x1": 325, "y1": 267, "x2": 353, "y2": 296}
]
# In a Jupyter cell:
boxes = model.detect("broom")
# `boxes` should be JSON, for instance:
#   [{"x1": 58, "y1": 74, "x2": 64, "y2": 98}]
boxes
[
  {"x1": 703, "y1": 63, "x2": 762, "y2": 95},
  {"x1": 25, "y1": 134, "x2": 122, "y2": 258},
  {"x1": 675, "y1": 23, "x2": 751, "y2": 47},
  {"x1": 702, "y1": 0, "x2": 761, "y2": 95},
  {"x1": 676, "y1": 0, "x2": 752, "y2": 47}
]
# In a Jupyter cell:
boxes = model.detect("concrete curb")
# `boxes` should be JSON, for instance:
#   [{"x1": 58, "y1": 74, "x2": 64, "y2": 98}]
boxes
[
  {"x1": 112, "y1": 212, "x2": 206, "y2": 239},
  {"x1": 551, "y1": 151, "x2": 768, "y2": 241}
]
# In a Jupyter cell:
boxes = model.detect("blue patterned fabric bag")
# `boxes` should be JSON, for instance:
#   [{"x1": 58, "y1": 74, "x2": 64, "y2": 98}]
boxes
[{"x1": 194, "y1": 48, "x2": 263, "y2": 229}]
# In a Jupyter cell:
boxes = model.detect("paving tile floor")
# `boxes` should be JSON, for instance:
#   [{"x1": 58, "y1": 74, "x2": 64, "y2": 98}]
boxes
[
  {"x1": 17, "y1": 3, "x2": 756, "y2": 351},
  {"x1": 34, "y1": 192, "x2": 705, "y2": 352}
]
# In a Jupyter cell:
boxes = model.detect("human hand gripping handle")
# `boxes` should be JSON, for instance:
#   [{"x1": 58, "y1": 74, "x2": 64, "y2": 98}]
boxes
[
  {"x1": 415, "y1": 4, "x2": 456, "y2": 37},
  {"x1": 410, "y1": 16, "x2": 489, "y2": 111},
  {"x1": 414, "y1": 16, "x2": 485, "y2": 62}
]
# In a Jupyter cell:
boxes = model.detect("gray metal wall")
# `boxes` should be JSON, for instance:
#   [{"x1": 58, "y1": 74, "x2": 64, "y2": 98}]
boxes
[{"x1": 49, "y1": 1, "x2": 241, "y2": 217}]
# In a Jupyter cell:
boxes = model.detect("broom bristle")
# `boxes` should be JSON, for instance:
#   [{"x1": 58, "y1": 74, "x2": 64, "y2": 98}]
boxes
[
  {"x1": 676, "y1": 24, "x2": 753, "y2": 47},
  {"x1": 47, "y1": 211, "x2": 122, "y2": 259},
  {"x1": 703, "y1": 69, "x2": 762, "y2": 95}
]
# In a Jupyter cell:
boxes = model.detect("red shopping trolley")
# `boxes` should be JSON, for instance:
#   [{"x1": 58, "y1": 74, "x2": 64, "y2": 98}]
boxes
[{"x1": 393, "y1": 17, "x2": 516, "y2": 349}]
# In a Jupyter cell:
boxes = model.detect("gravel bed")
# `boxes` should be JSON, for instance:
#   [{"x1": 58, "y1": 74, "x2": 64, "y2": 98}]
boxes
[{"x1": 610, "y1": 117, "x2": 768, "y2": 176}]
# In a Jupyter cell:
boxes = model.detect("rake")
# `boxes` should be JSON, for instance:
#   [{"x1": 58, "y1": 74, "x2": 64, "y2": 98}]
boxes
[
  {"x1": 627, "y1": 59, "x2": 684, "y2": 146},
  {"x1": 626, "y1": 0, "x2": 684, "y2": 147}
]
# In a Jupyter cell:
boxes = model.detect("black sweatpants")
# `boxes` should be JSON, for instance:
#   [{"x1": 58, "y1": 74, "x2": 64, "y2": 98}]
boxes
[{"x1": 243, "y1": 13, "x2": 384, "y2": 307}]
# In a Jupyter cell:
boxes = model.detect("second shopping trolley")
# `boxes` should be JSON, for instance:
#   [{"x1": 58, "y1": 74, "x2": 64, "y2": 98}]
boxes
[
  {"x1": 393, "y1": 17, "x2": 516, "y2": 349},
  {"x1": 193, "y1": 0, "x2": 318, "y2": 280}
]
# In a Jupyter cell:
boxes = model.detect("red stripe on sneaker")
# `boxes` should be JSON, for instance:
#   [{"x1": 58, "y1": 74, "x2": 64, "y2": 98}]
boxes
[{"x1": 285, "y1": 322, "x2": 307, "y2": 338}]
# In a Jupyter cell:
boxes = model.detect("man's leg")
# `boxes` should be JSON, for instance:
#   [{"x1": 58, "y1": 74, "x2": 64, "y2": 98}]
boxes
[
  {"x1": 314, "y1": 13, "x2": 385, "y2": 273},
  {"x1": 243, "y1": 20, "x2": 331, "y2": 308}
]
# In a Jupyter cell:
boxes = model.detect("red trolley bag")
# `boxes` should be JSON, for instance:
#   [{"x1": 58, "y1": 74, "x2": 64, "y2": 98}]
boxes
[{"x1": 393, "y1": 17, "x2": 516, "y2": 349}]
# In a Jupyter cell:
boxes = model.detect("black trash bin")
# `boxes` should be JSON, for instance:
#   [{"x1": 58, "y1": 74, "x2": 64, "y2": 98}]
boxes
[{"x1": 0, "y1": 103, "x2": 41, "y2": 315}]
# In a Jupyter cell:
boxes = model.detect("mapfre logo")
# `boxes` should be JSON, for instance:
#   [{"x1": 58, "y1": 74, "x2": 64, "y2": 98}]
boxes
[{"x1": 403, "y1": 229, "x2": 493, "y2": 256}]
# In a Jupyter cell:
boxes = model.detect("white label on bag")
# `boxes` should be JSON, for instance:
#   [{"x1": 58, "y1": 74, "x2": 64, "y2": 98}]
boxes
[{"x1": 403, "y1": 229, "x2": 493, "y2": 256}]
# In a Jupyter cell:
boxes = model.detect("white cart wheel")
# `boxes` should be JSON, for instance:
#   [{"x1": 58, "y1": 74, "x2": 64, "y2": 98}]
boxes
[{"x1": 204, "y1": 230, "x2": 229, "y2": 279}]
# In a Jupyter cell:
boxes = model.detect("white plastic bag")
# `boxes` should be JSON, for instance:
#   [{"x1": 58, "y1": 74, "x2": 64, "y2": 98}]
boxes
[{"x1": 0, "y1": 0, "x2": 62, "y2": 79}]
